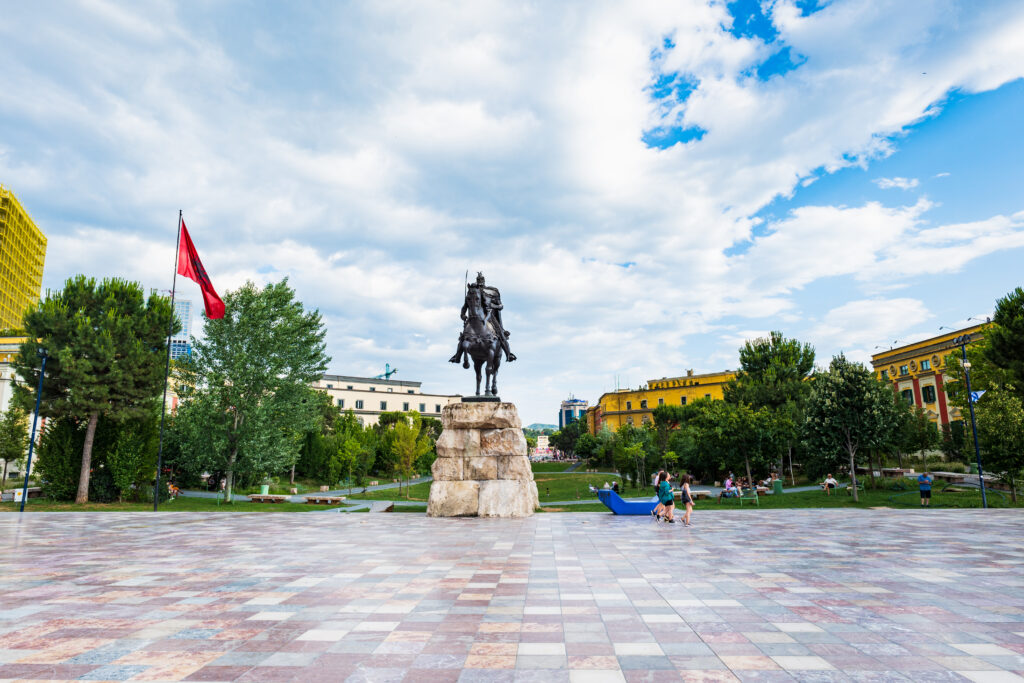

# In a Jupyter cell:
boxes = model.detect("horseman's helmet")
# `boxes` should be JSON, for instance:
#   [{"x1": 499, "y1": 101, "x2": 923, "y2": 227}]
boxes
[{"x1": 475, "y1": 272, "x2": 486, "y2": 285}]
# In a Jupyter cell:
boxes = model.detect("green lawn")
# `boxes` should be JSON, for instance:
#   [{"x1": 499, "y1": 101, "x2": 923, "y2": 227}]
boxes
[
  {"x1": 706, "y1": 485, "x2": 1021, "y2": 509},
  {"x1": 1, "y1": 496, "x2": 357, "y2": 513},
  {"x1": 530, "y1": 462, "x2": 576, "y2": 473},
  {"x1": 346, "y1": 473, "x2": 625, "y2": 503}
]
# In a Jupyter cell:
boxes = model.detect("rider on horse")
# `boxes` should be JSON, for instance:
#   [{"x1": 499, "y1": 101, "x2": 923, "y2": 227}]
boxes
[{"x1": 449, "y1": 272, "x2": 516, "y2": 366}]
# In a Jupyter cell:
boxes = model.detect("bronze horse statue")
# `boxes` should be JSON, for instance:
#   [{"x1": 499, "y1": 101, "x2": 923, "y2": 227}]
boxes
[
  {"x1": 456, "y1": 282, "x2": 503, "y2": 397},
  {"x1": 449, "y1": 273, "x2": 514, "y2": 397}
]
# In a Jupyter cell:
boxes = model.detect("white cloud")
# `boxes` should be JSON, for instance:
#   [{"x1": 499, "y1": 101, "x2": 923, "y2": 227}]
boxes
[
  {"x1": 874, "y1": 176, "x2": 920, "y2": 189},
  {"x1": 1, "y1": 0, "x2": 1023, "y2": 422}
]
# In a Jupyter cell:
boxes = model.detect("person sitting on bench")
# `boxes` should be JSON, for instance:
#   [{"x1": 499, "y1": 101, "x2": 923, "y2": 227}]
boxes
[
  {"x1": 718, "y1": 476, "x2": 741, "y2": 501},
  {"x1": 821, "y1": 474, "x2": 838, "y2": 495}
]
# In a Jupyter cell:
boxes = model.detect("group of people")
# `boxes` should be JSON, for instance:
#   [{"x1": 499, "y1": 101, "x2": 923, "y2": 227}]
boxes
[
  {"x1": 651, "y1": 470, "x2": 695, "y2": 526},
  {"x1": 715, "y1": 471, "x2": 780, "y2": 501}
]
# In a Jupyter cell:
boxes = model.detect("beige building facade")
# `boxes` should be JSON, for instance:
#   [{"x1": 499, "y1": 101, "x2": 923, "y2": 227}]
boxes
[{"x1": 312, "y1": 374, "x2": 461, "y2": 426}]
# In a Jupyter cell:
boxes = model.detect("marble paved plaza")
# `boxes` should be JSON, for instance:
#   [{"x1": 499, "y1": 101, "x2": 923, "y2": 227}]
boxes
[{"x1": 1, "y1": 509, "x2": 1023, "y2": 683}]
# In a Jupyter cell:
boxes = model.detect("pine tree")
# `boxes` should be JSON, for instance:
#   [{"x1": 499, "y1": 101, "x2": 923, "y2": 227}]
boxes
[{"x1": 13, "y1": 276, "x2": 175, "y2": 503}]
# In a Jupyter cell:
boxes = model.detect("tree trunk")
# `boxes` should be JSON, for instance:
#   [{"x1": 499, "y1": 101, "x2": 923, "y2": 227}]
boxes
[
  {"x1": 1, "y1": 460, "x2": 8, "y2": 494},
  {"x1": 744, "y1": 454, "x2": 753, "y2": 491},
  {"x1": 225, "y1": 448, "x2": 237, "y2": 503},
  {"x1": 896, "y1": 449, "x2": 903, "y2": 469},
  {"x1": 76, "y1": 411, "x2": 100, "y2": 504},
  {"x1": 1010, "y1": 474, "x2": 1017, "y2": 504},
  {"x1": 788, "y1": 444, "x2": 795, "y2": 487},
  {"x1": 847, "y1": 443, "x2": 859, "y2": 503},
  {"x1": 868, "y1": 451, "x2": 876, "y2": 487},
  {"x1": 290, "y1": 463, "x2": 295, "y2": 485}
]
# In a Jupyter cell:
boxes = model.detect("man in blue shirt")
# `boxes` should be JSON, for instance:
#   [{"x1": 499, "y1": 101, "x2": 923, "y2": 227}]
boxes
[{"x1": 918, "y1": 472, "x2": 933, "y2": 508}]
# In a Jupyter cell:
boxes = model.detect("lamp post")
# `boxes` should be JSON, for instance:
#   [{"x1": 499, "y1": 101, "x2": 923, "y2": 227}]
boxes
[
  {"x1": 954, "y1": 334, "x2": 987, "y2": 509},
  {"x1": 19, "y1": 348, "x2": 47, "y2": 513}
]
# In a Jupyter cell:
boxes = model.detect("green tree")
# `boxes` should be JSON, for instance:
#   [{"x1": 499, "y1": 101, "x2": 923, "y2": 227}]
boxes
[
  {"x1": 802, "y1": 355, "x2": 893, "y2": 502},
  {"x1": 0, "y1": 405, "x2": 28, "y2": 493},
  {"x1": 174, "y1": 279, "x2": 329, "y2": 501},
  {"x1": 974, "y1": 388, "x2": 1024, "y2": 502},
  {"x1": 724, "y1": 332, "x2": 815, "y2": 484},
  {"x1": 551, "y1": 418, "x2": 587, "y2": 459},
  {"x1": 906, "y1": 405, "x2": 940, "y2": 460},
  {"x1": 13, "y1": 276, "x2": 175, "y2": 503},
  {"x1": 987, "y1": 287, "x2": 1024, "y2": 397},
  {"x1": 391, "y1": 413, "x2": 433, "y2": 497},
  {"x1": 725, "y1": 331, "x2": 815, "y2": 409},
  {"x1": 940, "y1": 420, "x2": 968, "y2": 463}
]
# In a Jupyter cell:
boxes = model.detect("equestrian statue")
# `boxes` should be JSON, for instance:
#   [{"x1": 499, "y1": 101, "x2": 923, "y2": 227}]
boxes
[{"x1": 449, "y1": 272, "x2": 516, "y2": 397}]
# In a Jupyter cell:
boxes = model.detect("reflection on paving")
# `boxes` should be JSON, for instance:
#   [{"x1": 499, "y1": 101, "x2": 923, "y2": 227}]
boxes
[{"x1": 1, "y1": 509, "x2": 1022, "y2": 682}]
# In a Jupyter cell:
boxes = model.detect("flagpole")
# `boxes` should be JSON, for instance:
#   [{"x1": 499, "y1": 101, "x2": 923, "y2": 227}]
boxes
[{"x1": 154, "y1": 210, "x2": 182, "y2": 511}]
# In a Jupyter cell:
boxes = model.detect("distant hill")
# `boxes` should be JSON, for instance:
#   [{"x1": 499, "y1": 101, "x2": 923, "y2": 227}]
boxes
[{"x1": 525, "y1": 423, "x2": 557, "y2": 431}]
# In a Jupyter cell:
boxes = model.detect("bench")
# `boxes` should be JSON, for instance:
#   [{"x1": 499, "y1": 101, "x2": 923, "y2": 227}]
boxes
[
  {"x1": 304, "y1": 496, "x2": 346, "y2": 505},
  {"x1": 739, "y1": 488, "x2": 759, "y2": 506},
  {"x1": 692, "y1": 490, "x2": 711, "y2": 500},
  {"x1": 247, "y1": 494, "x2": 289, "y2": 504}
]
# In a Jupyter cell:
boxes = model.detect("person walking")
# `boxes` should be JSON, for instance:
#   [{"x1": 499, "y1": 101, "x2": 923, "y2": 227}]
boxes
[
  {"x1": 681, "y1": 474, "x2": 695, "y2": 527},
  {"x1": 918, "y1": 471, "x2": 933, "y2": 507},
  {"x1": 651, "y1": 470, "x2": 676, "y2": 523}
]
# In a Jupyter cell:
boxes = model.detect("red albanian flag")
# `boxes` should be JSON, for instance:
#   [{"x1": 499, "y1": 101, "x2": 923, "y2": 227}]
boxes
[{"x1": 177, "y1": 221, "x2": 225, "y2": 319}]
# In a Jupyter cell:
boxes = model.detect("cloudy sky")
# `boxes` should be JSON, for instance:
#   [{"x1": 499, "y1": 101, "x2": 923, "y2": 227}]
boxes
[{"x1": 2, "y1": 0, "x2": 1023, "y2": 426}]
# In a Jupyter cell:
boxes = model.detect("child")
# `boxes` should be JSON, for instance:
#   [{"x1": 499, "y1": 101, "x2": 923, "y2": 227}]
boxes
[{"x1": 681, "y1": 474, "x2": 695, "y2": 527}]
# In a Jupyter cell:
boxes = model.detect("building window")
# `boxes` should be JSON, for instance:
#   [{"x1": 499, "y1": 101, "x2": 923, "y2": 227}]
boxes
[
  {"x1": 347, "y1": 385, "x2": 353, "y2": 390},
  {"x1": 899, "y1": 365, "x2": 909, "y2": 376},
  {"x1": 369, "y1": 387, "x2": 376, "y2": 391},
  {"x1": 407, "y1": 390, "x2": 414, "y2": 394},
  {"x1": 403, "y1": 402, "x2": 409, "y2": 411},
  {"x1": 355, "y1": 400, "x2": 364, "y2": 409},
  {"x1": 326, "y1": 383, "x2": 333, "y2": 388},
  {"x1": 920, "y1": 359, "x2": 931, "y2": 371},
  {"x1": 640, "y1": 399, "x2": 647, "y2": 409},
  {"x1": 435, "y1": 404, "x2": 441, "y2": 413},
  {"x1": 641, "y1": 415, "x2": 650, "y2": 424},
  {"x1": 704, "y1": 393, "x2": 711, "y2": 399},
  {"x1": 922, "y1": 385, "x2": 936, "y2": 403},
  {"x1": 380, "y1": 401, "x2": 387, "y2": 410},
  {"x1": 419, "y1": 403, "x2": 426, "y2": 412},
  {"x1": 626, "y1": 416, "x2": 633, "y2": 425},
  {"x1": 626, "y1": 401, "x2": 632, "y2": 410},
  {"x1": 387, "y1": 388, "x2": 393, "y2": 392},
  {"x1": 881, "y1": 370, "x2": 888, "y2": 380},
  {"x1": 680, "y1": 396, "x2": 687, "y2": 405},
  {"x1": 658, "y1": 398, "x2": 664, "y2": 406},
  {"x1": 337, "y1": 399, "x2": 344, "y2": 408},
  {"x1": 901, "y1": 389, "x2": 913, "y2": 405}
]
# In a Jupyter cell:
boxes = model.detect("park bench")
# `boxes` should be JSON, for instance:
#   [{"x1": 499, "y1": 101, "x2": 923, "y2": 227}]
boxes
[
  {"x1": 739, "y1": 487, "x2": 759, "y2": 506},
  {"x1": 247, "y1": 494, "x2": 289, "y2": 504},
  {"x1": 845, "y1": 481, "x2": 864, "y2": 495},
  {"x1": 692, "y1": 490, "x2": 711, "y2": 501},
  {"x1": 304, "y1": 496, "x2": 346, "y2": 505}
]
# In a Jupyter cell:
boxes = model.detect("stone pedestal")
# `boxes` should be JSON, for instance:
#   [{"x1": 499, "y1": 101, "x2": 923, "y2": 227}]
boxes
[{"x1": 427, "y1": 402, "x2": 539, "y2": 517}]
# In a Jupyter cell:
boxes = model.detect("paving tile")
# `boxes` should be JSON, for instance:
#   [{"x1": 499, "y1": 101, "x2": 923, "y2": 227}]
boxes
[{"x1": 0, "y1": 510, "x2": 1021, "y2": 683}]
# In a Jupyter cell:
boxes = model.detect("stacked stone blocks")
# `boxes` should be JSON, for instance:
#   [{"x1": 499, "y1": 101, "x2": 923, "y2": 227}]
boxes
[{"x1": 427, "y1": 401, "x2": 539, "y2": 517}]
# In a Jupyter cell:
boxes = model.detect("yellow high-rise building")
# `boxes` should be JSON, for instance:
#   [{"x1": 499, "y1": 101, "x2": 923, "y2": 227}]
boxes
[
  {"x1": 588, "y1": 369, "x2": 736, "y2": 433},
  {"x1": 0, "y1": 186, "x2": 46, "y2": 331}
]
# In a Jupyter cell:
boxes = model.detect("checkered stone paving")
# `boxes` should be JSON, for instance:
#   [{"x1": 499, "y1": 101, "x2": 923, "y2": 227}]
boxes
[{"x1": 1, "y1": 509, "x2": 1022, "y2": 682}]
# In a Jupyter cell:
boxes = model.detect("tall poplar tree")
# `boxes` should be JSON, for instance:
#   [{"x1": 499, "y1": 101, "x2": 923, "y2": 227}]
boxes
[
  {"x1": 13, "y1": 276, "x2": 175, "y2": 503},
  {"x1": 173, "y1": 279, "x2": 329, "y2": 500}
]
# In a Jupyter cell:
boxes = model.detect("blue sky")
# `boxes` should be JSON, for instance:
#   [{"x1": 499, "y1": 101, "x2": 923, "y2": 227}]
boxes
[{"x1": 1, "y1": 0, "x2": 1022, "y2": 425}]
